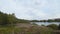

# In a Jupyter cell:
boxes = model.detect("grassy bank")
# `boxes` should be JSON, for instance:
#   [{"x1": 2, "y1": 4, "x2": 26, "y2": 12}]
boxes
[{"x1": 0, "y1": 25, "x2": 53, "y2": 34}]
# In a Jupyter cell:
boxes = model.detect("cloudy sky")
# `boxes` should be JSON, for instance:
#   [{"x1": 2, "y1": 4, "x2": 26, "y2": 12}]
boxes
[{"x1": 0, "y1": 0, "x2": 60, "y2": 20}]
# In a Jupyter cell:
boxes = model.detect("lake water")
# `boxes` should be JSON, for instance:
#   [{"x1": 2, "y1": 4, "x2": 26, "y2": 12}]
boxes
[{"x1": 31, "y1": 22, "x2": 60, "y2": 26}]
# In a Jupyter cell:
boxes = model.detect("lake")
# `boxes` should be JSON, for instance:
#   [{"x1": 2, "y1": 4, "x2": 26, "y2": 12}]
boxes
[{"x1": 31, "y1": 22, "x2": 60, "y2": 26}]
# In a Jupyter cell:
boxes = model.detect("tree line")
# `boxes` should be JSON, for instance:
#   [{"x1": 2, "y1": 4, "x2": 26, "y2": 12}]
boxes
[
  {"x1": 0, "y1": 11, "x2": 29, "y2": 26},
  {"x1": 30, "y1": 19, "x2": 60, "y2": 22},
  {"x1": 40, "y1": 19, "x2": 60, "y2": 22}
]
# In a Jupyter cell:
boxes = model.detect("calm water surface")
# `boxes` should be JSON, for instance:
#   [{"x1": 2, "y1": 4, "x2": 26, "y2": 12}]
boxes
[{"x1": 31, "y1": 22, "x2": 60, "y2": 26}]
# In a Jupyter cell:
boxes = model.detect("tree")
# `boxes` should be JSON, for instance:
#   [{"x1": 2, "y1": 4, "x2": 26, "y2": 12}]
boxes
[
  {"x1": 8, "y1": 13, "x2": 17, "y2": 24},
  {"x1": 0, "y1": 11, "x2": 8, "y2": 25},
  {"x1": 2, "y1": 14, "x2": 8, "y2": 25}
]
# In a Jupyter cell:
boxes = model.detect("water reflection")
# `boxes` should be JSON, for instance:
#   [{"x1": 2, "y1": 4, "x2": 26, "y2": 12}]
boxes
[{"x1": 31, "y1": 22, "x2": 60, "y2": 26}]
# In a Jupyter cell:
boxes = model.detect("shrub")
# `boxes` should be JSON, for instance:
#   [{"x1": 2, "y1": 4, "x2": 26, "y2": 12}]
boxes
[{"x1": 47, "y1": 24, "x2": 58, "y2": 30}]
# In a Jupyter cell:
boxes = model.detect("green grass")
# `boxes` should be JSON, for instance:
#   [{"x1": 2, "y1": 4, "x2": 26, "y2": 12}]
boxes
[
  {"x1": 0, "y1": 28, "x2": 12, "y2": 34},
  {"x1": 0, "y1": 25, "x2": 15, "y2": 34}
]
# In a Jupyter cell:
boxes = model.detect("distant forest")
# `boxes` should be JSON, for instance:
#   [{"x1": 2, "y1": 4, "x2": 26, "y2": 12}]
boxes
[{"x1": 30, "y1": 18, "x2": 60, "y2": 22}]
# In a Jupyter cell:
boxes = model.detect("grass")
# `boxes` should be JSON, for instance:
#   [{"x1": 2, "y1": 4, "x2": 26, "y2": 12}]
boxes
[
  {"x1": 0, "y1": 25, "x2": 53, "y2": 34},
  {"x1": 14, "y1": 26, "x2": 53, "y2": 34},
  {"x1": 0, "y1": 27, "x2": 13, "y2": 34},
  {"x1": 0, "y1": 25, "x2": 15, "y2": 34}
]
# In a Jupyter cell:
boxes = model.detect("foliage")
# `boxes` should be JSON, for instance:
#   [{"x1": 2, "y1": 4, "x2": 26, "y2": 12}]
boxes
[
  {"x1": 0, "y1": 12, "x2": 8, "y2": 25},
  {"x1": 7, "y1": 13, "x2": 17, "y2": 24},
  {"x1": 0, "y1": 11, "x2": 30, "y2": 26},
  {"x1": 47, "y1": 24, "x2": 58, "y2": 30},
  {"x1": 17, "y1": 19, "x2": 30, "y2": 23},
  {"x1": 30, "y1": 18, "x2": 60, "y2": 22}
]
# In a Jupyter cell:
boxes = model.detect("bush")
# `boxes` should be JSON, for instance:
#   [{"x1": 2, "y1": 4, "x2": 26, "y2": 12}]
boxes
[{"x1": 47, "y1": 24, "x2": 58, "y2": 30}]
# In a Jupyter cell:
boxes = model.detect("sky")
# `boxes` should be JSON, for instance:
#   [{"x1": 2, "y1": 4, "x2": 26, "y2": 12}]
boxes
[{"x1": 0, "y1": 0, "x2": 60, "y2": 20}]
